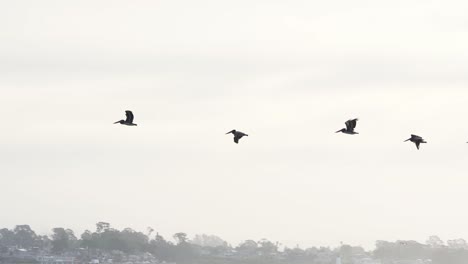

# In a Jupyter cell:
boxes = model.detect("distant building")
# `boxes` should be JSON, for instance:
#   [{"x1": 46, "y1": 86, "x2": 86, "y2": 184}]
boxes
[
  {"x1": 355, "y1": 258, "x2": 382, "y2": 264},
  {"x1": 37, "y1": 256, "x2": 75, "y2": 264},
  {"x1": 336, "y1": 257, "x2": 342, "y2": 264}
]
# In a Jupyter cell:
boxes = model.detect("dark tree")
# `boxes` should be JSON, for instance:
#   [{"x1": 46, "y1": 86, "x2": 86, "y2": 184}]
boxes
[
  {"x1": 51, "y1": 228, "x2": 69, "y2": 254},
  {"x1": 0, "y1": 228, "x2": 15, "y2": 247},
  {"x1": 13, "y1": 225, "x2": 37, "y2": 248},
  {"x1": 173, "y1": 233, "x2": 188, "y2": 245},
  {"x1": 96, "y1": 222, "x2": 110, "y2": 234}
]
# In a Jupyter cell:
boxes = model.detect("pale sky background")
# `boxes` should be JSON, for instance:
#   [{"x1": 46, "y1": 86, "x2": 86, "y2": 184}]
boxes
[{"x1": 2, "y1": 0, "x2": 468, "y2": 249}]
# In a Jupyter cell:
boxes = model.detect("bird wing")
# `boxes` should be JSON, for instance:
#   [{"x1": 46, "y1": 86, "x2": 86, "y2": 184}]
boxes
[
  {"x1": 125, "y1": 111, "x2": 134, "y2": 123},
  {"x1": 416, "y1": 141, "x2": 420, "y2": 150},
  {"x1": 345, "y1": 119, "x2": 358, "y2": 130},
  {"x1": 234, "y1": 133, "x2": 245, "y2": 143}
]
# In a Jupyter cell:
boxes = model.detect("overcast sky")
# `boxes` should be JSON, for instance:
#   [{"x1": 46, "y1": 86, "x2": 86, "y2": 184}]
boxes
[{"x1": 2, "y1": 0, "x2": 468, "y2": 249}]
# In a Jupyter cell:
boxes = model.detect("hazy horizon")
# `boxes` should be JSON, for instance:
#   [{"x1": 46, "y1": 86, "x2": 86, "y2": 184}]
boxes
[{"x1": 2, "y1": 0, "x2": 468, "y2": 250}]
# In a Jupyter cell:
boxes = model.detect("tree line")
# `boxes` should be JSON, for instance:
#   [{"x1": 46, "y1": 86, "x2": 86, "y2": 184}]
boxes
[{"x1": 1, "y1": 223, "x2": 468, "y2": 264}]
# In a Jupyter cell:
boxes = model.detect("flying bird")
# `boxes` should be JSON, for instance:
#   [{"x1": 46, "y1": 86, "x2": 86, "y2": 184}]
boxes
[
  {"x1": 404, "y1": 134, "x2": 426, "y2": 150},
  {"x1": 336, "y1": 118, "x2": 359, "y2": 135},
  {"x1": 114, "y1": 110, "x2": 137, "y2": 126},
  {"x1": 226, "y1": 130, "x2": 248, "y2": 144}
]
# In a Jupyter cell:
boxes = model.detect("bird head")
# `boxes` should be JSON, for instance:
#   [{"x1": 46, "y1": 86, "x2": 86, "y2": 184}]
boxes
[{"x1": 226, "y1": 130, "x2": 236, "y2": 134}]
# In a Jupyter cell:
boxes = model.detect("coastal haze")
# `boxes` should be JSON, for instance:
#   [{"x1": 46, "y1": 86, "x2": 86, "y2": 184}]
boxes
[{"x1": 2, "y1": 0, "x2": 468, "y2": 249}]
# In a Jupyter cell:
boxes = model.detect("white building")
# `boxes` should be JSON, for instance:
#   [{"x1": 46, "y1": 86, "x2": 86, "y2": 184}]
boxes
[
  {"x1": 336, "y1": 257, "x2": 342, "y2": 264},
  {"x1": 36, "y1": 256, "x2": 75, "y2": 264}
]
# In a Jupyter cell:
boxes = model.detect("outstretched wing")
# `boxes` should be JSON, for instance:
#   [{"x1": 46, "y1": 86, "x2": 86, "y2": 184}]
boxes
[
  {"x1": 125, "y1": 111, "x2": 134, "y2": 123},
  {"x1": 415, "y1": 141, "x2": 420, "y2": 150},
  {"x1": 234, "y1": 133, "x2": 247, "y2": 144},
  {"x1": 345, "y1": 119, "x2": 358, "y2": 131}
]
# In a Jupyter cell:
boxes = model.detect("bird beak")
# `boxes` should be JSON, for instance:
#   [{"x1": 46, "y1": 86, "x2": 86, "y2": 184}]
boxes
[
  {"x1": 226, "y1": 131, "x2": 233, "y2": 134},
  {"x1": 404, "y1": 138, "x2": 410, "y2": 142},
  {"x1": 113, "y1": 121, "x2": 120, "y2": 124},
  {"x1": 335, "y1": 130, "x2": 341, "y2": 133}
]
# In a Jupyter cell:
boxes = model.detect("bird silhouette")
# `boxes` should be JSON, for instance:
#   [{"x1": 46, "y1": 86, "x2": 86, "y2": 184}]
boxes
[
  {"x1": 404, "y1": 134, "x2": 426, "y2": 150},
  {"x1": 336, "y1": 119, "x2": 359, "y2": 135},
  {"x1": 226, "y1": 130, "x2": 248, "y2": 144},
  {"x1": 114, "y1": 110, "x2": 137, "y2": 126}
]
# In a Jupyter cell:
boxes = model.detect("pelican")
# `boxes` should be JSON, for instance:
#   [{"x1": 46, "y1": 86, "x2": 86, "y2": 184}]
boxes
[
  {"x1": 404, "y1": 134, "x2": 426, "y2": 150},
  {"x1": 226, "y1": 130, "x2": 248, "y2": 144},
  {"x1": 114, "y1": 110, "x2": 137, "y2": 126},
  {"x1": 336, "y1": 118, "x2": 359, "y2": 135}
]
